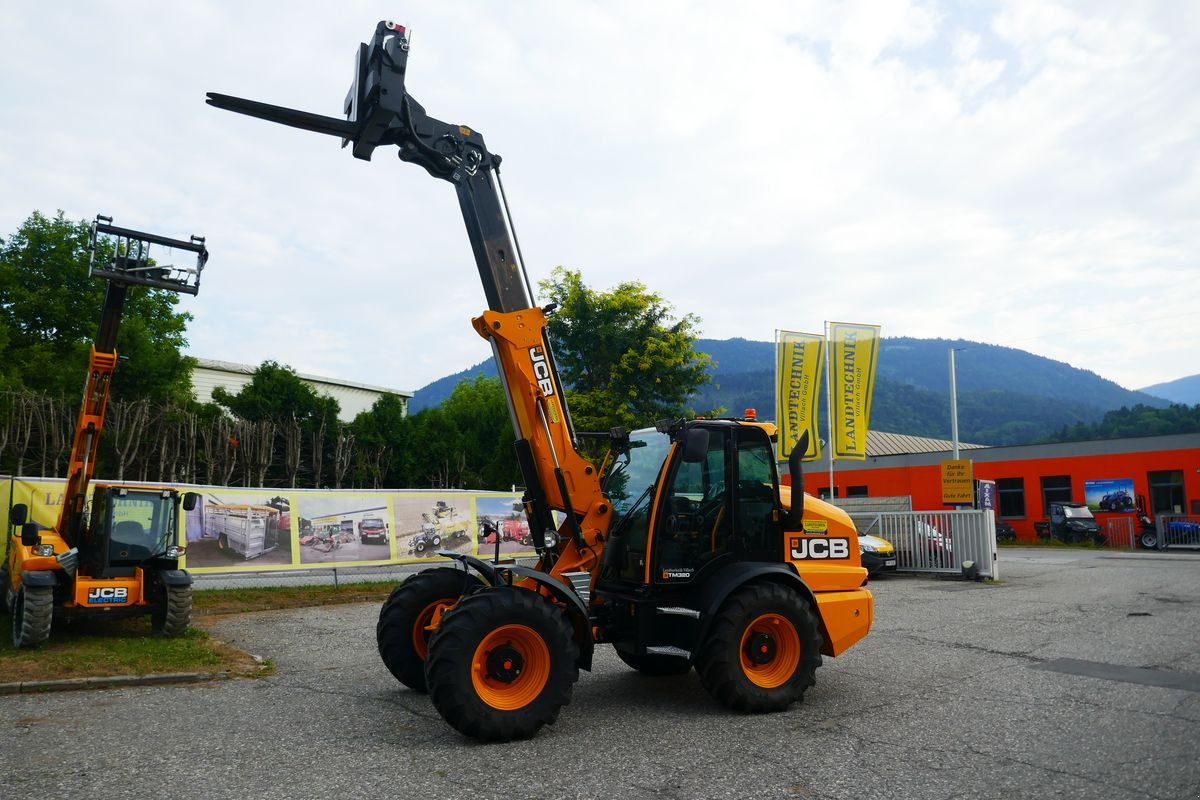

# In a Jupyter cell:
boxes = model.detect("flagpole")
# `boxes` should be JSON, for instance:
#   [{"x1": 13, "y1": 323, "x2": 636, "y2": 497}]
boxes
[{"x1": 825, "y1": 320, "x2": 835, "y2": 500}]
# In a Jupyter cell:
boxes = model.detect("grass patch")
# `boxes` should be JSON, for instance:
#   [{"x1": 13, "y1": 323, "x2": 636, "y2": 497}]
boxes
[
  {"x1": 0, "y1": 580, "x2": 402, "y2": 684},
  {"x1": 194, "y1": 580, "x2": 397, "y2": 616},
  {"x1": 0, "y1": 619, "x2": 265, "y2": 684}
]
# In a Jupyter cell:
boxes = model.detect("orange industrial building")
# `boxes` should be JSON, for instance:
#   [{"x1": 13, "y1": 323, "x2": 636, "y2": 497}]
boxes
[{"x1": 793, "y1": 432, "x2": 1200, "y2": 542}]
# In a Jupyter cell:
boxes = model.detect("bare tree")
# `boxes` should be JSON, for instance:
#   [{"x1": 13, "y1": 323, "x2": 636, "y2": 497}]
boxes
[
  {"x1": 174, "y1": 405, "x2": 198, "y2": 484},
  {"x1": 311, "y1": 409, "x2": 328, "y2": 488},
  {"x1": 282, "y1": 412, "x2": 303, "y2": 488},
  {"x1": 151, "y1": 405, "x2": 185, "y2": 483},
  {"x1": 200, "y1": 413, "x2": 240, "y2": 486},
  {"x1": 0, "y1": 392, "x2": 14, "y2": 473},
  {"x1": 106, "y1": 397, "x2": 153, "y2": 482},
  {"x1": 333, "y1": 423, "x2": 355, "y2": 489},
  {"x1": 43, "y1": 395, "x2": 75, "y2": 478},
  {"x1": 359, "y1": 443, "x2": 393, "y2": 490},
  {"x1": 12, "y1": 392, "x2": 41, "y2": 477},
  {"x1": 237, "y1": 418, "x2": 276, "y2": 488},
  {"x1": 428, "y1": 452, "x2": 466, "y2": 489}
]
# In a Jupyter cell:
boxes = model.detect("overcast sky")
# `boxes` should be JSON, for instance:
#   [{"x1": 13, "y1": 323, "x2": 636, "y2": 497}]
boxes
[{"x1": 2, "y1": 1, "x2": 1197, "y2": 396}]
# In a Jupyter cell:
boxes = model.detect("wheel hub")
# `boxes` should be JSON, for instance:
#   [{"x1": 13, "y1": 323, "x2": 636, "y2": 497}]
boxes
[
  {"x1": 744, "y1": 631, "x2": 776, "y2": 665},
  {"x1": 485, "y1": 644, "x2": 525, "y2": 683}
]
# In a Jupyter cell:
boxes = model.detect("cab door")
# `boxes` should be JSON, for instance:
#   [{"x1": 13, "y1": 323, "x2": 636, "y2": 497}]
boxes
[{"x1": 652, "y1": 424, "x2": 781, "y2": 584}]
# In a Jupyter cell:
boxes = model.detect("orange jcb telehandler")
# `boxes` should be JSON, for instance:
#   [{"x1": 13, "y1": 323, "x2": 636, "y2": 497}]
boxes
[
  {"x1": 2, "y1": 217, "x2": 207, "y2": 647},
  {"x1": 208, "y1": 21, "x2": 873, "y2": 741}
]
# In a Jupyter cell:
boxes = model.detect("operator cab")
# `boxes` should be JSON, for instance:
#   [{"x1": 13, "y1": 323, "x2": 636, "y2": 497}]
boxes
[
  {"x1": 601, "y1": 420, "x2": 782, "y2": 587},
  {"x1": 83, "y1": 488, "x2": 194, "y2": 578}
]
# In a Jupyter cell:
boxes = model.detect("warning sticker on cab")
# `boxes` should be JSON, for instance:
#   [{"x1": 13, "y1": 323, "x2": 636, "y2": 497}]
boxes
[{"x1": 802, "y1": 519, "x2": 828, "y2": 533}]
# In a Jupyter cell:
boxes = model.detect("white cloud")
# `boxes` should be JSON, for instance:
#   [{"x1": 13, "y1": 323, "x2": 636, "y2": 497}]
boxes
[{"x1": 1, "y1": 0, "x2": 1196, "y2": 396}]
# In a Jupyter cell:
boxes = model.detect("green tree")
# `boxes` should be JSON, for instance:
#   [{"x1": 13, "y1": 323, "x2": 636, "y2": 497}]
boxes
[
  {"x1": 0, "y1": 210, "x2": 196, "y2": 403},
  {"x1": 379, "y1": 376, "x2": 518, "y2": 490},
  {"x1": 211, "y1": 361, "x2": 341, "y2": 486},
  {"x1": 539, "y1": 267, "x2": 712, "y2": 431}
]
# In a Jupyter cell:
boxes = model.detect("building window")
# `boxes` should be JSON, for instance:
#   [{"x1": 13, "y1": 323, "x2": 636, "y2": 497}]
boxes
[
  {"x1": 997, "y1": 478, "x2": 1025, "y2": 518},
  {"x1": 846, "y1": 485, "x2": 868, "y2": 498},
  {"x1": 818, "y1": 487, "x2": 839, "y2": 500},
  {"x1": 1148, "y1": 470, "x2": 1186, "y2": 515},
  {"x1": 1040, "y1": 475, "x2": 1073, "y2": 512}
]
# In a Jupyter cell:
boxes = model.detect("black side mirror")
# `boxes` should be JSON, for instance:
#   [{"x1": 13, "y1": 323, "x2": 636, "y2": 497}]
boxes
[
  {"x1": 10, "y1": 503, "x2": 28, "y2": 526},
  {"x1": 183, "y1": 492, "x2": 200, "y2": 512},
  {"x1": 21, "y1": 522, "x2": 40, "y2": 547},
  {"x1": 786, "y1": 432, "x2": 809, "y2": 529},
  {"x1": 681, "y1": 427, "x2": 710, "y2": 463}
]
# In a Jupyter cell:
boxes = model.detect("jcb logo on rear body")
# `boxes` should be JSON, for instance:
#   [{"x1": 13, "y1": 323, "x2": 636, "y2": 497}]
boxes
[
  {"x1": 529, "y1": 346, "x2": 555, "y2": 397},
  {"x1": 790, "y1": 537, "x2": 851, "y2": 560},
  {"x1": 87, "y1": 587, "x2": 128, "y2": 604}
]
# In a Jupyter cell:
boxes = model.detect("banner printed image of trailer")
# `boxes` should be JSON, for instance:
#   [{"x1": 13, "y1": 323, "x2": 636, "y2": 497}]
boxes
[{"x1": 204, "y1": 503, "x2": 282, "y2": 560}]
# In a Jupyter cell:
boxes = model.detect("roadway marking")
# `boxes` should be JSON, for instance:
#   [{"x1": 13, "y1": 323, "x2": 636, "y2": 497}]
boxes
[{"x1": 1030, "y1": 658, "x2": 1200, "y2": 693}]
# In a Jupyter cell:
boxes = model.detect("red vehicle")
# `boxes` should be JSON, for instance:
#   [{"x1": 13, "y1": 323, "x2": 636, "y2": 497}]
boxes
[{"x1": 359, "y1": 517, "x2": 389, "y2": 545}]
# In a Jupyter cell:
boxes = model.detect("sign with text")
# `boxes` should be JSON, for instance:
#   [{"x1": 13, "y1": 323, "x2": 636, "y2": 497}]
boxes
[
  {"x1": 830, "y1": 322, "x2": 881, "y2": 460},
  {"x1": 941, "y1": 459, "x2": 975, "y2": 505},
  {"x1": 775, "y1": 330, "x2": 825, "y2": 461}
]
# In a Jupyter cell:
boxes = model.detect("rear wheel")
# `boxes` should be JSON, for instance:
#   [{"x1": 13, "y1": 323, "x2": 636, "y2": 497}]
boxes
[
  {"x1": 11, "y1": 584, "x2": 53, "y2": 649},
  {"x1": 426, "y1": 588, "x2": 579, "y2": 742},
  {"x1": 614, "y1": 644, "x2": 692, "y2": 676},
  {"x1": 697, "y1": 583, "x2": 822, "y2": 713},
  {"x1": 377, "y1": 568, "x2": 479, "y2": 692},
  {"x1": 151, "y1": 581, "x2": 192, "y2": 637}
]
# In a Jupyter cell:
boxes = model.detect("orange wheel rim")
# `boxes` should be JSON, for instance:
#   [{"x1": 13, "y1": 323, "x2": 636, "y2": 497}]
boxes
[
  {"x1": 471, "y1": 624, "x2": 550, "y2": 711},
  {"x1": 411, "y1": 599, "x2": 454, "y2": 661},
  {"x1": 739, "y1": 612, "x2": 801, "y2": 688}
]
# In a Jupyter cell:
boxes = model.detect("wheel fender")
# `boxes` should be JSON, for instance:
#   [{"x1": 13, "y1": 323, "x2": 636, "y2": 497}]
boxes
[
  {"x1": 156, "y1": 569, "x2": 193, "y2": 587},
  {"x1": 692, "y1": 563, "x2": 817, "y2": 653},
  {"x1": 20, "y1": 569, "x2": 59, "y2": 588},
  {"x1": 440, "y1": 552, "x2": 594, "y2": 671}
]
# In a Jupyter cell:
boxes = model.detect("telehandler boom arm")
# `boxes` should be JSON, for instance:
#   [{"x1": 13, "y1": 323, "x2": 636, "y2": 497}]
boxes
[
  {"x1": 56, "y1": 218, "x2": 207, "y2": 547},
  {"x1": 208, "y1": 21, "x2": 611, "y2": 575}
]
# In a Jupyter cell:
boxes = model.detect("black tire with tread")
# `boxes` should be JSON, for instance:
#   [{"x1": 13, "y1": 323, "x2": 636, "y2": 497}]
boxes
[
  {"x1": 697, "y1": 583, "x2": 822, "y2": 713},
  {"x1": 614, "y1": 644, "x2": 692, "y2": 676},
  {"x1": 12, "y1": 584, "x2": 53, "y2": 648},
  {"x1": 376, "y1": 568, "x2": 479, "y2": 691},
  {"x1": 151, "y1": 581, "x2": 193, "y2": 637},
  {"x1": 426, "y1": 587, "x2": 579, "y2": 742}
]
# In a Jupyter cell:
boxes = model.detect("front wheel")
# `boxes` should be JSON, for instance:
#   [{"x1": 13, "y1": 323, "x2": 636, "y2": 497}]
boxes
[
  {"x1": 12, "y1": 583, "x2": 53, "y2": 649},
  {"x1": 426, "y1": 588, "x2": 579, "y2": 742},
  {"x1": 1139, "y1": 530, "x2": 1158, "y2": 549},
  {"x1": 376, "y1": 568, "x2": 480, "y2": 692},
  {"x1": 697, "y1": 583, "x2": 822, "y2": 713},
  {"x1": 151, "y1": 581, "x2": 192, "y2": 637}
]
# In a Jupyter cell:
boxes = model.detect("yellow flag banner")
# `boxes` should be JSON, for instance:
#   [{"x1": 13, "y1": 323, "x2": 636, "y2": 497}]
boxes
[
  {"x1": 830, "y1": 322, "x2": 881, "y2": 460},
  {"x1": 775, "y1": 330, "x2": 824, "y2": 461}
]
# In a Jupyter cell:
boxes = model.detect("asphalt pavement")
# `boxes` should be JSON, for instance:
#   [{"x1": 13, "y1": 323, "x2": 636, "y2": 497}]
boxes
[{"x1": 2, "y1": 547, "x2": 1199, "y2": 800}]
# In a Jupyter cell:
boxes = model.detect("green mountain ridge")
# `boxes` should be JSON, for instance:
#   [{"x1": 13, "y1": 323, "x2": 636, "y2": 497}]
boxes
[{"x1": 408, "y1": 336, "x2": 1176, "y2": 445}]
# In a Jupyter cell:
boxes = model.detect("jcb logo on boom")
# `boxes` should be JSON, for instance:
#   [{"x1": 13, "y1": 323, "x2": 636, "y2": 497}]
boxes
[
  {"x1": 790, "y1": 537, "x2": 851, "y2": 560},
  {"x1": 529, "y1": 346, "x2": 555, "y2": 397},
  {"x1": 87, "y1": 587, "x2": 128, "y2": 604}
]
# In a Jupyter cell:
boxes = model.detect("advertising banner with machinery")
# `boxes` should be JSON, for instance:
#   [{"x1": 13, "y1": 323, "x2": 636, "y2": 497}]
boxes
[
  {"x1": 829, "y1": 322, "x2": 881, "y2": 461},
  {"x1": 1084, "y1": 478, "x2": 1136, "y2": 512},
  {"x1": 775, "y1": 330, "x2": 825, "y2": 461},
  {"x1": 2, "y1": 476, "x2": 535, "y2": 575}
]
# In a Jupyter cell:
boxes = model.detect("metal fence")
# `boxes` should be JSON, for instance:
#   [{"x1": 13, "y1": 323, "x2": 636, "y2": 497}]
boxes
[
  {"x1": 1158, "y1": 515, "x2": 1200, "y2": 550},
  {"x1": 849, "y1": 510, "x2": 996, "y2": 579},
  {"x1": 1104, "y1": 517, "x2": 1138, "y2": 549}
]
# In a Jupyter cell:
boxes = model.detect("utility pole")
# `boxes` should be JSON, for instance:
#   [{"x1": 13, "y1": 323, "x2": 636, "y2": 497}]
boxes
[{"x1": 949, "y1": 347, "x2": 965, "y2": 459}]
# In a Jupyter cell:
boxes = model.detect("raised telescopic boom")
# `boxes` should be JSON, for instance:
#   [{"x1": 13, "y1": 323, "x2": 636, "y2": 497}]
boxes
[
  {"x1": 208, "y1": 21, "x2": 610, "y2": 579},
  {"x1": 56, "y1": 217, "x2": 207, "y2": 547}
]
